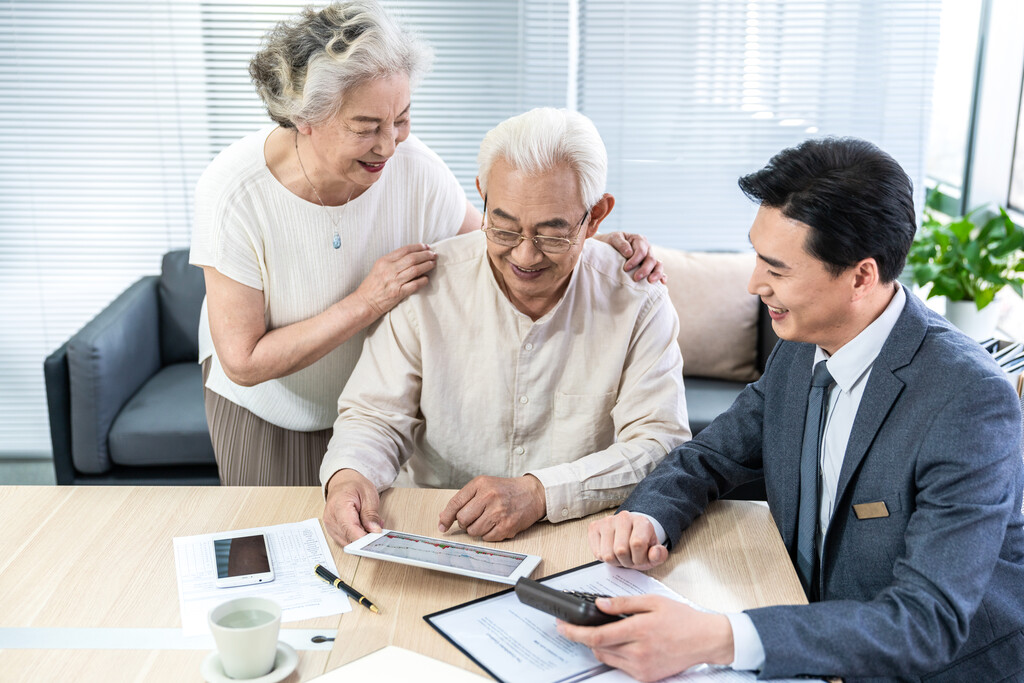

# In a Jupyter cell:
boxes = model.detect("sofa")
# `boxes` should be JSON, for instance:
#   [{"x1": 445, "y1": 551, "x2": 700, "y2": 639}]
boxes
[
  {"x1": 44, "y1": 246, "x2": 776, "y2": 495},
  {"x1": 44, "y1": 250, "x2": 218, "y2": 485}
]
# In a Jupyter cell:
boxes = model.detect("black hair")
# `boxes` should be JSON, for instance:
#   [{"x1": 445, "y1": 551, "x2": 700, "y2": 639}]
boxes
[{"x1": 737, "y1": 137, "x2": 916, "y2": 282}]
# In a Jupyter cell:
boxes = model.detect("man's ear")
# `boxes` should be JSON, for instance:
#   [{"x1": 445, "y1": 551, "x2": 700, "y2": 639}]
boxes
[
  {"x1": 584, "y1": 194, "x2": 616, "y2": 238},
  {"x1": 850, "y1": 257, "x2": 880, "y2": 302},
  {"x1": 476, "y1": 176, "x2": 485, "y2": 203}
]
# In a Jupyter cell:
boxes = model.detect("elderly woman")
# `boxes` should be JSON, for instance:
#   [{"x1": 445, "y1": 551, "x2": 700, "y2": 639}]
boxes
[
  {"x1": 190, "y1": 1, "x2": 662, "y2": 486},
  {"x1": 322, "y1": 108, "x2": 690, "y2": 545}
]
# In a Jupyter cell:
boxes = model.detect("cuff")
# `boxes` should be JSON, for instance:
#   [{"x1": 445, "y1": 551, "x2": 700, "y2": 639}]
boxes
[
  {"x1": 724, "y1": 612, "x2": 766, "y2": 671},
  {"x1": 320, "y1": 451, "x2": 397, "y2": 499},
  {"x1": 526, "y1": 463, "x2": 629, "y2": 522},
  {"x1": 526, "y1": 464, "x2": 581, "y2": 522}
]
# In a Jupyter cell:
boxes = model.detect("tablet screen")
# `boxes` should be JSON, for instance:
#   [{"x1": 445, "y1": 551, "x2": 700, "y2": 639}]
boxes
[{"x1": 361, "y1": 531, "x2": 529, "y2": 578}]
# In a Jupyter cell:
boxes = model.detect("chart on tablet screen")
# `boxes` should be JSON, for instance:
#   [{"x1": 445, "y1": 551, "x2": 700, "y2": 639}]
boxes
[{"x1": 362, "y1": 532, "x2": 525, "y2": 577}]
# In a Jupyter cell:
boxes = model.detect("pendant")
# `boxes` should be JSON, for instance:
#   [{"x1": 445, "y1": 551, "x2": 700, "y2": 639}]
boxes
[{"x1": 333, "y1": 233, "x2": 341, "y2": 249}]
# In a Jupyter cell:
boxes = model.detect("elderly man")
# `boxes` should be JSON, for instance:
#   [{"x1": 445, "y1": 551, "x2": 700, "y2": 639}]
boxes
[
  {"x1": 321, "y1": 108, "x2": 689, "y2": 545},
  {"x1": 559, "y1": 137, "x2": 1024, "y2": 682}
]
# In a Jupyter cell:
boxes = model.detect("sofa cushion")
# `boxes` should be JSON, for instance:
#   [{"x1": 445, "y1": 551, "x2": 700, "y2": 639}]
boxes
[
  {"x1": 160, "y1": 249, "x2": 205, "y2": 365},
  {"x1": 653, "y1": 247, "x2": 760, "y2": 383},
  {"x1": 108, "y1": 362, "x2": 215, "y2": 467}
]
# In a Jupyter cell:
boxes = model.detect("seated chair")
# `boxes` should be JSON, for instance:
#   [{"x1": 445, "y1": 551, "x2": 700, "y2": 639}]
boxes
[{"x1": 44, "y1": 250, "x2": 218, "y2": 485}]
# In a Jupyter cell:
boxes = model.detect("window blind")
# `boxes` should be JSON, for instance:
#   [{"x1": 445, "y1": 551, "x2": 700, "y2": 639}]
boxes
[
  {"x1": 0, "y1": 0, "x2": 566, "y2": 459},
  {"x1": 1, "y1": 1, "x2": 943, "y2": 460},
  {"x1": 578, "y1": 0, "x2": 942, "y2": 250}
]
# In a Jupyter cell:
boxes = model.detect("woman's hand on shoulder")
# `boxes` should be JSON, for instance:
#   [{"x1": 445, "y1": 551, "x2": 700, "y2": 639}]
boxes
[
  {"x1": 594, "y1": 232, "x2": 667, "y2": 285},
  {"x1": 352, "y1": 243, "x2": 438, "y2": 318}
]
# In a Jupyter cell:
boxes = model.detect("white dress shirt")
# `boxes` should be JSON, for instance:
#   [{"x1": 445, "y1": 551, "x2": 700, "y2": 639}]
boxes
[
  {"x1": 640, "y1": 284, "x2": 906, "y2": 671},
  {"x1": 320, "y1": 231, "x2": 691, "y2": 520}
]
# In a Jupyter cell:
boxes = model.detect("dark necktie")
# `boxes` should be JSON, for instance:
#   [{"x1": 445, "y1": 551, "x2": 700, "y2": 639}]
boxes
[{"x1": 796, "y1": 360, "x2": 834, "y2": 599}]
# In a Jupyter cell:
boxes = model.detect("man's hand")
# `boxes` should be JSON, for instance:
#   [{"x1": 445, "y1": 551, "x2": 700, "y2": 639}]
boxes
[
  {"x1": 594, "y1": 232, "x2": 667, "y2": 285},
  {"x1": 557, "y1": 596, "x2": 734, "y2": 682},
  {"x1": 323, "y1": 469, "x2": 384, "y2": 546},
  {"x1": 589, "y1": 510, "x2": 668, "y2": 570},
  {"x1": 438, "y1": 475, "x2": 546, "y2": 541}
]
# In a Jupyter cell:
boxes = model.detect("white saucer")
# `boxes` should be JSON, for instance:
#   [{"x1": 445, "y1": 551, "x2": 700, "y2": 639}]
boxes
[{"x1": 201, "y1": 642, "x2": 298, "y2": 683}]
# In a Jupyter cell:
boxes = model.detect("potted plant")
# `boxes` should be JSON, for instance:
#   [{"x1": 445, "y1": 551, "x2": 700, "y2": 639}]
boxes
[{"x1": 907, "y1": 203, "x2": 1024, "y2": 339}]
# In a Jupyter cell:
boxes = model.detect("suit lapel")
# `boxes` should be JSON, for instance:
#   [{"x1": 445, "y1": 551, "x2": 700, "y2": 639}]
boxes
[
  {"x1": 834, "y1": 370, "x2": 904, "y2": 504},
  {"x1": 834, "y1": 286, "x2": 927, "y2": 512}
]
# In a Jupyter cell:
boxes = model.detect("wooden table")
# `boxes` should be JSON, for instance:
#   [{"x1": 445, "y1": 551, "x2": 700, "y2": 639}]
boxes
[{"x1": 0, "y1": 486, "x2": 805, "y2": 682}]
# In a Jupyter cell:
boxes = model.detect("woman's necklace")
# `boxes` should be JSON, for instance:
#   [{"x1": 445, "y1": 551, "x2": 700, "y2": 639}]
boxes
[{"x1": 294, "y1": 130, "x2": 351, "y2": 250}]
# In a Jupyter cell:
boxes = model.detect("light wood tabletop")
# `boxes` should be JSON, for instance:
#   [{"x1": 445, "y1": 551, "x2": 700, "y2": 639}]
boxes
[{"x1": 0, "y1": 485, "x2": 805, "y2": 682}]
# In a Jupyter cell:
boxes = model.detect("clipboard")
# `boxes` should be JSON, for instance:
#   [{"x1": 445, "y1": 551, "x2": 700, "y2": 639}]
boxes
[
  {"x1": 423, "y1": 561, "x2": 819, "y2": 683},
  {"x1": 424, "y1": 561, "x2": 608, "y2": 683}
]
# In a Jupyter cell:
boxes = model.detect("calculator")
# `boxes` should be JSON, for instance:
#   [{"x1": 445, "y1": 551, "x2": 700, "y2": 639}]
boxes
[{"x1": 514, "y1": 577, "x2": 624, "y2": 626}]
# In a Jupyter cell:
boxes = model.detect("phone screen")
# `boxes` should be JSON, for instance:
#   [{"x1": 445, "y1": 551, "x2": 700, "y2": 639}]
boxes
[{"x1": 214, "y1": 534, "x2": 271, "y2": 579}]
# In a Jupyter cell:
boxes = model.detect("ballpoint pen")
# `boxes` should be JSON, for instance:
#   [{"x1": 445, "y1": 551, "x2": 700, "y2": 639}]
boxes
[{"x1": 314, "y1": 564, "x2": 380, "y2": 614}]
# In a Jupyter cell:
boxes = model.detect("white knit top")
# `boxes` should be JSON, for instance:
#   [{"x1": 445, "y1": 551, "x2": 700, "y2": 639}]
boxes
[{"x1": 190, "y1": 126, "x2": 466, "y2": 431}]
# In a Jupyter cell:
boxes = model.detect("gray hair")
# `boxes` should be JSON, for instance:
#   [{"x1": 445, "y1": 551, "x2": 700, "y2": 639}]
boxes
[
  {"x1": 477, "y1": 108, "x2": 608, "y2": 208},
  {"x1": 249, "y1": 1, "x2": 433, "y2": 129}
]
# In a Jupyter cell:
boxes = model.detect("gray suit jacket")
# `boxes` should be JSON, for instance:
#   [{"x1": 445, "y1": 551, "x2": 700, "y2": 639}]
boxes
[{"x1": 624, "y1": 288, "x2": 1024, "y2": 682}]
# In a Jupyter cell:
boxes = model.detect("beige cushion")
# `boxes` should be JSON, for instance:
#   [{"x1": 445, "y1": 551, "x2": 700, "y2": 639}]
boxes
[{"x1": 653, "y1": 246, "x2": 761, "y2": 382}]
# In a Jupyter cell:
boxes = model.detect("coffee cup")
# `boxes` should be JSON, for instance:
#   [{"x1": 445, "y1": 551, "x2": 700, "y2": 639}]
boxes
[{"x1": 208, "y1": 596, "x2": 282, "y2": 679}]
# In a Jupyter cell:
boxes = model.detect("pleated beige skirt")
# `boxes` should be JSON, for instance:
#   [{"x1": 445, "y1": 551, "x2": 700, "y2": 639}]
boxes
[{"x1": 202, "y1": 358, "x2": 331, "y2": 486}]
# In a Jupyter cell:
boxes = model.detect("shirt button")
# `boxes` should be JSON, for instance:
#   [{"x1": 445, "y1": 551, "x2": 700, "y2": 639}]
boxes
[
  {"x1": 514, "y1": 446, "x2": 525, "y2": 455},
  {"x1": 524, "y1": 342, "x2": 534, "y2": 351},
  {"x1": 561, "y1": 509, "x2": 569, "y2": 518},
  {"x1": 519, "y1": 395, "x2": 529, "y2": 404}
]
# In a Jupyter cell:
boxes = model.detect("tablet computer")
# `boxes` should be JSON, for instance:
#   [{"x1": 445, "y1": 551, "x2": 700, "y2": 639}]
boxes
[{"x1": 344, "y1": 530, "x2": 541, "y2": 584}]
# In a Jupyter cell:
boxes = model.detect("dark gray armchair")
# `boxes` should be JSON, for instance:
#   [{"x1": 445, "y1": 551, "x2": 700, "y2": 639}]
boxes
[{"x1": 44, "y1": 250, "x2": 218, "y2": 485}]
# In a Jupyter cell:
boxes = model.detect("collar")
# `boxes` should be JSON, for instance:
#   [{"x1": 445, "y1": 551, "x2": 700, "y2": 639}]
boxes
[{"x1": 814, "y1": 284, "x2": 906, "y2": 392}]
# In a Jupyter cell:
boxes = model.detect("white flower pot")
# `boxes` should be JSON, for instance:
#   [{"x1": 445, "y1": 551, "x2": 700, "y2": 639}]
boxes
[{"x1": 944, "y1": 299, "x2": 999, "y2": 340}]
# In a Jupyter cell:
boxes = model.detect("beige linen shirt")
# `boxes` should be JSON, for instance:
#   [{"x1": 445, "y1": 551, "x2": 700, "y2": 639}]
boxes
[{"x1": 320, "y1": 231, "x2": 690, "y2": 521}]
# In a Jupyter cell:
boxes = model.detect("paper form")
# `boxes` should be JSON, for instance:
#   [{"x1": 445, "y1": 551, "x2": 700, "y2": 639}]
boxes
[
  {"x1": 428, "y1": 562, "x2": 811, "y2": 683},
  {"x1": 173, "y1": 518, "x2": 351, "y2": 636}
]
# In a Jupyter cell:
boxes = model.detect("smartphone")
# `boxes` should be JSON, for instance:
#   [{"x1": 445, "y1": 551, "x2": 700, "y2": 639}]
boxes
[
  {"x1": 213, "y1": 533, "x2": 275, "y2": 588},
  {"x1": 514, "y1": 577, "x2": 623, "y2": 626}
]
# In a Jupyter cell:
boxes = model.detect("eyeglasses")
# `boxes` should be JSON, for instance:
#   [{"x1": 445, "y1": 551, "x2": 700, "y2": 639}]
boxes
[{"x1": 480, "y1": 196, "x2": 590, "y2": 255}]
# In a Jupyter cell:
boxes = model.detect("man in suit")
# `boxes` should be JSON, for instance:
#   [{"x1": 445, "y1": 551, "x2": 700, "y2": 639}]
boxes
[{"x1": 558, "y1": 137, "x2": 1024, "y2": 682}]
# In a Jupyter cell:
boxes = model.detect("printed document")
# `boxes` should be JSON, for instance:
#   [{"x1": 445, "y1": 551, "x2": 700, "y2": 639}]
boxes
[
  {"x1": 173, "y1": 517, "x2": 350, "y2": 636},
  {"x1": 427, "y1": 562, "x2": 811, "y2": 683}
]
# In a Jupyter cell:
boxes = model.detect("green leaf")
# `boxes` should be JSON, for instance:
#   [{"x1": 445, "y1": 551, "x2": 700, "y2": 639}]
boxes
[
  {"x1": 935, "y1": 273, "x2": 965, "y2": 301},
  {"x1": 991, "y1": 232, "x2": 1024, "y2": 258},
  {"x1": 974, "y1": 288, "x2": 996, "y2": 310},
  {"x1": 964, "y1": 241, "x2": 982, "y2": 271},
  {"x1": 948, "y1": 219, "x2": 974, "y2": 243},
  {"x1": 912, "y1": 263, "x2": 942, "y2": 287}
]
